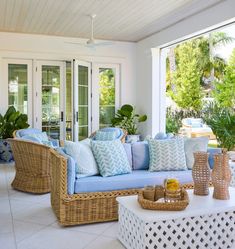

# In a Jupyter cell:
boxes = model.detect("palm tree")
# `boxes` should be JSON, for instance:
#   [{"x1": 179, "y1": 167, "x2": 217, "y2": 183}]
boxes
[{"x1": 166, "y1": 32, "x2": 234, "y2": 90}]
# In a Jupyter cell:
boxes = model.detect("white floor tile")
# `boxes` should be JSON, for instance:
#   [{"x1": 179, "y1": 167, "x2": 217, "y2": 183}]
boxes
[
  {"x1": 0, "y1": 218, "x2": 13, "y2": 234},
  {"x1": 12, "y1": 204, "x2": 56, "y2": 225},
  {"x1": 13, "y1": 220, "x2": 46, "y2": 243},
  {"x1": 84, "y1": 235, "x2": 125, "y2": 249},
  {"x1": 101, "y1": 222, "x2": 119, "y2": 238},
  {"x1": 51, "y1": 221, "x2": 113, "y2": 235},
  {"x1": 17, "y1": 226, "x2": 98, "y2": 249},
  {"x1": 0, "y1": 233, "x2": 16, "y2": 249}
]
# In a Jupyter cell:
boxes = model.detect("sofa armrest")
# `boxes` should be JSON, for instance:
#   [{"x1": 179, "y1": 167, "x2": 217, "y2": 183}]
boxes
[{"x1": 207, "y1": 147, "x2": 222, "y2": 169}]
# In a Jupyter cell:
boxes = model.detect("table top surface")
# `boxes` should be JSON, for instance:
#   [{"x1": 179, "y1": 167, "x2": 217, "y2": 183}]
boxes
[{"x1": 116, "y1": 187, "x2": 235, "y2": 222}]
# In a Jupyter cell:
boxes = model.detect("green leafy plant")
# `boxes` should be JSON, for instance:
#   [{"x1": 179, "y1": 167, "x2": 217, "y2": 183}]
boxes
[
  {"x1": 111, "y1": 104, "x2": 147, "y2": 135},
  {"x1": 0, "y1": 106, "x2": 30, "y2": 139},
  {"x1": 203, "y1": 103, "x2": 235, "y2": 150}
]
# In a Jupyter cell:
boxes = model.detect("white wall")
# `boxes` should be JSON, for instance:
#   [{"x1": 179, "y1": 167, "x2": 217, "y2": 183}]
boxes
[
  {"x1": 0, "y1": 32, "x2": 137, "y2": 114},
  {"x1": 136, "y1": 0, "x2": 235, "y2": 137}
]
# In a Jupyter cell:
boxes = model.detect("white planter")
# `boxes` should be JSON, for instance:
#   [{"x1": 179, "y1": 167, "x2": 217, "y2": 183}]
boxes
[{"x1": 125, "y1": 134, "x2": 140, "y2": 143}]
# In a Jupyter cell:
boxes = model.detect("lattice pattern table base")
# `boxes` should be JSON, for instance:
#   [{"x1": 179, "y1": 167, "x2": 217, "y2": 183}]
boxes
[{"x1": 118, "y1": 205, "x2": 235, "y2": 249}]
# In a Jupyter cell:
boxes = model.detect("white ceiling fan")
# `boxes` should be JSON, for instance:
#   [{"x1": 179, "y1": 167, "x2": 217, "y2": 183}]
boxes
[{"x1": 65, "y1": 14, "x2": 114, "y2": 48}]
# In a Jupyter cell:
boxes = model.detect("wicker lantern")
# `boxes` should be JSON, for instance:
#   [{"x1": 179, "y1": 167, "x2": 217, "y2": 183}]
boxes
[
  {"x1": 212, "y1": 152, "x2": 231, "y2": 200},
  {"x1": 192, "y1": 152, "x2": 211, "y2": 196}
]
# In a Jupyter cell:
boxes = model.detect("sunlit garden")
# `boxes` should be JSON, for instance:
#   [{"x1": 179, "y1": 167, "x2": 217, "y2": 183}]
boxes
[{"x1": 164, "y1": 25, "x2": 235, "y2": 150}]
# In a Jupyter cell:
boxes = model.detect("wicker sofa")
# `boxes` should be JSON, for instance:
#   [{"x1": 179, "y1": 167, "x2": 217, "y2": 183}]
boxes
[{"x1": 50, "y1": 141, "x2": 221, "y2": 226}]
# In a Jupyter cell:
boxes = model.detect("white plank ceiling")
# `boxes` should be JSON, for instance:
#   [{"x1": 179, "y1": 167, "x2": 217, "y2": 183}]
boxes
[{"x1": 0, "y1": 0, "x2": 223, "y2": 42}]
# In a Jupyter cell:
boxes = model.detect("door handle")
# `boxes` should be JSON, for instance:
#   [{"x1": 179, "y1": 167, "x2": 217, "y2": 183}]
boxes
[
  {"x1": 76, "y1": 111, "x2": 78, "y2": 122},
  {"x1": 61, "y1": 111, "x2": 64, "y2": 122}
]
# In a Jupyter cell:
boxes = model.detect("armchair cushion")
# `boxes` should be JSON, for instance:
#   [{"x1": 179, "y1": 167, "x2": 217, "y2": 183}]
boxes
[
  {"x1": 95, "y1": 130, "x2": 117, "y2": 141},
  {"x1": 15, "y1": 128, "x2": 42, "y2": 138}
]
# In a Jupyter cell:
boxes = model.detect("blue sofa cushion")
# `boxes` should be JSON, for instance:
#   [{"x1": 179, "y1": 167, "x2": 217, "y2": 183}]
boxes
[
  {"x1": 208, "y1": 147, "x2": 222, "y2": 169},
  {"x1": 123, "y1": 143, "x2": 132, "y2": 168},
  {"x1": 184, "y1": 137, "x2": 209, "y2": 169},
  {"x1": 55, "y1": 147, "x2": 76, "y2": 195},
  {"x1": 74, "y1": 169, "x2": 193, "y2": 193},
  {"x1": 132, "y1": 141, "x2": 149, "y2": 170}
]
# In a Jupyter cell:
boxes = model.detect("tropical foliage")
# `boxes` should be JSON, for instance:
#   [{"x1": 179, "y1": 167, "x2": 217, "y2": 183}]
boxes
[
  {"x1": 166, "y1": 32, "x2": 234, "y2": 110},
  {"x1": 0, "y1": 106, "x2": 29, "y2": 139},
  {"x1": 111, "y1": 104, "x2": 147, "y2": 135},
  {"x1": 213, "y1": 49, "x2": 235, "y2": 107},
  {"x1": 203, "y1": 103, "x2": 235, "y2": 150}
]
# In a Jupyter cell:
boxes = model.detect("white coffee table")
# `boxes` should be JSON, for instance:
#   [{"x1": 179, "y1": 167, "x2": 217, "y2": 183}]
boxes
[{"x1": 117, "y1": 188, "x2": 235, "y2": 249}]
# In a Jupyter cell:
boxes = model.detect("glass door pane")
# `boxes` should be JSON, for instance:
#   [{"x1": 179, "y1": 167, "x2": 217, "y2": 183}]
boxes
[
  {"x1": 8, "y1": 64, "x2": 28, "y2": 114},
  {"x1": 99, "y1": 68, "x2": 116, "y2": 128},
  {"x1": 78, "y1": 65, "x2": 89, "y2": 140},
  {"x1": 5, "y1": 60, "x2": 33, "y2": 125},
  {"x1": 41, "y1": 65, "x2": 61, "y2": 139},
  {"x1": 73, "y1": 60, "x2": 91, "y2": 142},
  {"x1": 66, "y1": 61, "x2": 72, "y2": 140}
]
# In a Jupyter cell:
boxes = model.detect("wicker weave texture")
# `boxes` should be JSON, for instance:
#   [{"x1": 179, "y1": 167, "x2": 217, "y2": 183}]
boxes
[
  {"x1": 50, "y1": 149, "x2": 194, "y2": 226},
  {"x1": 192, "y1": 152, "x2": 211, "y2": 196},
  {"x1": 138, "y1": 188, "x2": 189, "y2": 211},
  {"x1": 9, "y1": 139, "x2": 51, "y2": 194},
  {"x1": 212, "y1": 152, "x2": 232, "y2": 200}
]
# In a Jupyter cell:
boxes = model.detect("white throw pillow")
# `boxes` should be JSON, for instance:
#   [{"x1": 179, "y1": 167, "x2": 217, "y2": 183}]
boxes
[
  {"x1": 184, "y1": 137, "x2": 209, "y2": 169},
  {"x1": 64, "y1": 139, "x2": 99, "y2": 175}
]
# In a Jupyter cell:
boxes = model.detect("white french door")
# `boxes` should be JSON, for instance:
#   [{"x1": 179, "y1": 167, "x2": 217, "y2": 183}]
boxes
[
  {"x1": 92, "y1": 63, "x2": 120, "y2": 132},
  {"x1": 73, "y1": 60, "x2": 91, "y2": 142},
  {"x1": 35, "y1": 61, "x2": 65, "y2": 140},
  {"x1": 3, "y1": 59, "x2": 33, "y2": 126}
]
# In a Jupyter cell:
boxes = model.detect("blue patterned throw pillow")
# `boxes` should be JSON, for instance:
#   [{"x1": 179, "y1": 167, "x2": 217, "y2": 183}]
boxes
[
  {"x1": 91, "y1": 140, "x2": 132, "y2": 177},
  {"x1": 95, "y1": 131, "x2": 117, "y2": 141},
  {"x1": 147, "y1": 137, "x2": 187, "y2": 171}
]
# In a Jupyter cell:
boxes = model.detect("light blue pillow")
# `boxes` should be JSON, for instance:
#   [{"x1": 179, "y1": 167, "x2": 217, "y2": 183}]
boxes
[
  {"x1": 147, "y1": 137, "x2": 187, "y2": 171},
  {"x1": 184, "y1": 137, "x2": 209, "y2": 169},
  {"x1": 91, "y1": 140, "x2": 132, "y2": 177},
  {"x1": 28, "y1": 132, "x2": 49, "y2": 142},
  {"x1": 95, "y1": 131, "x2": 117, "y2": 141},
  {"x1": 64, "y1": 139, "x2": 99, "y2": 176}
]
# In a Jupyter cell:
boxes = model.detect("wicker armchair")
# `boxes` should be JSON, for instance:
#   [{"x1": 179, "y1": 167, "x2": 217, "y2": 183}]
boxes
[
  {"x1": 50, "y1": 149, "x2": 194, "y2": 226},
  {"x1": 8, "y1": 139, "x2": 51, "y2": 194}
]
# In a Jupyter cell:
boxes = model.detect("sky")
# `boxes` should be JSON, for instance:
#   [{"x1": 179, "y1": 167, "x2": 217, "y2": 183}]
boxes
[{"x1": 214, "y1": 23, "x2": 235, "y2": 62}]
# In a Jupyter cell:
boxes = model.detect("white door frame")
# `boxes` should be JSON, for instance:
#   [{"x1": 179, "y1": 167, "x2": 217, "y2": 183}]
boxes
[
  {"x1": 73, "y1": 60, "x2": 91, "y2": 142},
  {"x1": 3, "y1": 59, "x2": 33, "y2": 126},
  {"x1": 34, "y1": 60, "x2": 65, "y2": 139},
  {"x1": 91, "y1": 63, "x2": 120, "y2": 132}
]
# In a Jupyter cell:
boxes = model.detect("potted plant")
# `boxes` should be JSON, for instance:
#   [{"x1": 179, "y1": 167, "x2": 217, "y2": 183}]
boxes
[
  {"x1": 111, "y1": 104, "x2": 147, "y2": 143},
  {"x1": 203, "y1": 103, "x2": 235, "y2": 151},
  {"x1": 0, "y1": 106, "x2": 29, "y2": 162}
]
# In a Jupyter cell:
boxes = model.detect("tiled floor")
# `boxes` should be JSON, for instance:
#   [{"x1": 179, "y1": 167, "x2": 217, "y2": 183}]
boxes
[{"x1": 0, "y1": 163, "x2": 125, "y2": 249}]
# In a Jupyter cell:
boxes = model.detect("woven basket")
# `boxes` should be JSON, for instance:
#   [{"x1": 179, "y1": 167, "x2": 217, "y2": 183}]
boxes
[{"x1": 138, "y1": 187, "x2": 189, "y2": 211}]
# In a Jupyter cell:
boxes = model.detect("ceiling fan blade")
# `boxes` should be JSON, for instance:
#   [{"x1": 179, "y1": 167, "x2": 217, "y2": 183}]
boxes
[
  {"x1": 64, "y1": 41, "x2": 86, "y2": 46},
  {"x1": 92, "y1": 41, "x2": 115, "y2": 47}
]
